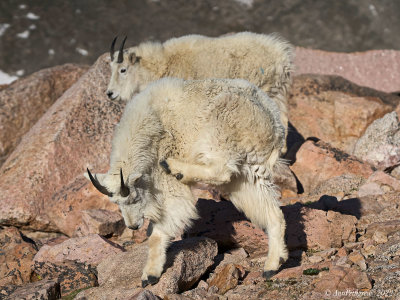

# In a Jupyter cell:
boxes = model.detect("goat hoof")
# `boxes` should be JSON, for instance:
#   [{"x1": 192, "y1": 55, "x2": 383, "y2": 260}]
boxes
[
  {"x1": 141, "y1": 279, "x2": 149, "y2": 288},
  {"x1": 175, "y1": 173, "x2": 183, "y2": 180},
  {"x1": 263, "y1": 270, "x2": 277, "y2": 279},
  {"x1": 147, "y1": 275, "x2": 159, "y2": 285},
  {"x1": 159, "y1": 160, "x2": 171, "y2": 174}
]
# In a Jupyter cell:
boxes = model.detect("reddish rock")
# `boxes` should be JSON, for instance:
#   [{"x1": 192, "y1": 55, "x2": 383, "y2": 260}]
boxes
[
  {"x1": 32, "y1": 261, "x2": 97, "y2": 296},
  {"x1": 5, "y1": 279, "x2": 61, "y2": 300},
  {"x1": 283, "y1": 205, "x2": 357, "y2": 251},
  {"x1": 74, "y1": 209, "x2": 125, "y2": 237},
  {"x1": 33, "y1": 234, "x2": 125, "y2": 267},
  {"x1": 208, "y1": 263, "x2": 245, "y2": 295},
  {"x1": 312, "y1": 266, "x2": 372, "y2": 292},
  {"x1": 0, "y1": 64, "x2": 88, "y2": 166},
  {"x1": 273, "y1": 164, "x2": 298, "y2": 194},
  {"x1": 294, "y1": 48, "x2": 400, "y2": 93},
  {"x1": 0, "y1": 226, "x2": 37, "y2": 286},
  {"x1": 0, "y1": 55, "x2": 122, "y2": 233},
  {"x1": 365, "y1": 220, "x2": 400, "y2": 240},
  {"x1": 78, "y1": 237, "x2": 218, "y2": 299},
  {"x1": 288, "y1": 75, "x2": 396, "y2": 153},
  {"x1": 290, "y1": 140, "x2": 374, "y2": 194}
]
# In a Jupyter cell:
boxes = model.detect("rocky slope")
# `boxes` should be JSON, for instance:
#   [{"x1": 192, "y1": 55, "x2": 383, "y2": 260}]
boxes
[{"x1": 0, "y1": 48, "x2": 399, "y2": 299}]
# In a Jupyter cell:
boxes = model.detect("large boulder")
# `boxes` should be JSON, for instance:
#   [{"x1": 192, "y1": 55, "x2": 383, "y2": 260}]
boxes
[
  {"x1": 0, "y1": 54, "x2": 121, "y2": 234},
  {"x1": 0, "y1": 64, "x2": 88, "y2": 166},
  {"x1": 288, "y1": 75, "x2": 397, "y2": 153},
  {"x1": 294, "y1": 48, "x2": 400, "y2": 93}
]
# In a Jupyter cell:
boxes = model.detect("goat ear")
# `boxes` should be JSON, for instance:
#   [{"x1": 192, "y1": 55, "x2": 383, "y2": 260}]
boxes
[
  {"x1": 129, "y1": 52, "x2": 141, "y2": 64},
  {"x1": 127, "y1": 172, "x2": 142, "y2": 186}
]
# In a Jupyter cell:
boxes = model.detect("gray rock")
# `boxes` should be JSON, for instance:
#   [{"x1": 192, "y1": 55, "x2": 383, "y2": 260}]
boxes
[
  {"x1": 7, "y1": 280, "x2": 61, "y2": 300},
  {"x1": 353, "y1": 111, "x2": 400, "y2": 169}
]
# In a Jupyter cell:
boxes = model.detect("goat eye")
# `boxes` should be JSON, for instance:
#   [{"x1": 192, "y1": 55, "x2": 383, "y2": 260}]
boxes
[{"x1": 120, "y1": 68, "x2": 126, "y2": 73}]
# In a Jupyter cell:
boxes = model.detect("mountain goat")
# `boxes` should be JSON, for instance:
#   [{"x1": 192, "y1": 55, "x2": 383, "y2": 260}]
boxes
[
  {"x1": 107, "y1": 32, "x2": 293, "y2": 150},
  {"x1": 87, "y1": 78, "x2": 287, "y2": 287}
]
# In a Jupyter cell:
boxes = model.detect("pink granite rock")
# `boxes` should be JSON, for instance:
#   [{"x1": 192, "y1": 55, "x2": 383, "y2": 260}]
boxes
[
  {"x1": 33, "y1": 234, "x2": 125, "y2": 266},
  {"x1": 288, "y1": 75, "x2": 396, "y2": 153},
  {"x1": 0, "y1": 64, "x2": 88, "y2": 166},
  {"x1": 74, "y1": 209, "x2": 125, "y2": 237},
  {"x1": 294, "y1": 48, "x2": 400, "y2": 93},
  {"x1": 0, "y1": 54, "x2": 122, "y2": 233},
  {"x1": 290, "y1": 140, "x2": 374, "y2": 194}
]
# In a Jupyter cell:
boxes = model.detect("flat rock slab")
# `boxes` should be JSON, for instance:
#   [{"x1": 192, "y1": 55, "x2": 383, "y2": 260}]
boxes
[
  {"x1": 5, "y1": 279, "x2": 61, "y2": 300},
  {"x1": 294, "y1": 48, "x2": 400, "y2": 94},
  {"x1": 78, "y1": 237, "x2": 218, "y2": 299},
  {"x1": 290, "y1": 140, "x2": 374, "y2": 194},
  {"x1": 33, "y1": 234, "x2": 125, "y2": 266}
]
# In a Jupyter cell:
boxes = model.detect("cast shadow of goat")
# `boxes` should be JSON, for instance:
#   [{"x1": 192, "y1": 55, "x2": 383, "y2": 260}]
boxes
[{"x1": 183, "y1": 194, "x2": 361, "y2": 271}]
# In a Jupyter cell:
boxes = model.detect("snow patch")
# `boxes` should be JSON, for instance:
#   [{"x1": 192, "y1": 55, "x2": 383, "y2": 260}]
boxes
[
  {"x1": 29, "y1": 24, "x2": 37, "y2": 30},
  {"x1": 16, "y1": 70, "x2": 25, "y2": 76},
  {"x1": 48, "y1": 49, "x2": 55, "y2": 55},
  {"x1": 19, "y1": 4, "x2": 27, "y2": 9},
  {"x1": 0, "y1": 24, "x2": 10, "y2": 37},
  {"x1": 26, "y1": 12, "x2": 40, "y2": 20},
  {"x1": 234, "y1": 0, "x2": 254, "y2": 8},
  {"x1": 76, "y1": 47, "x2": 88, "y2": 56},
  {"x1": 17, "y1": 30, "x2": 30, "y2": 39},
  {"x1": 0, "y1": 70, "x2": 18, "y2": 85}
]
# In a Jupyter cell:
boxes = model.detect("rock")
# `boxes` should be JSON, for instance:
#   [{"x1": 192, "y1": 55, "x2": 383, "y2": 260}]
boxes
[
  {"x1": 0, "y1": 63, "x2": 88, "y2": 166},
  {"x1": 79, "y1": 237, "x2": 218, "y2": 299},
  {"x1": 273, "y1": 163, "x2": 298, "y2": 194},
  {"x1": 353, "y1": 111, "x2": 400, "y2": 169},
  {"x1": 0, "y1": 54, "x2": 122, "y2": 233},
  {"x1": 290, "y1": 140, "x2": 374, "y2": 194},
  {"x1": 5, "y1": 279, "x2": 61, "y2": 300},
  {"x1": 372, "y1": 231, "x2": 388, "y2": 244},
  {"x1": 74, "y1": 209, "x2": 125, "y2": 237},
  {"x1": 32, "y1": 261, "x2": 97, "y2": 296},
  {"x1": 288, "y1": 75, "x2": 396, "y2": 153},
  {"x1": 0, "y1": 226, "x2": 37, "y2": 286},
  {"x1": 310, "y1": 174, "x2": 366, "y2": 197},
  {"x1": 365, "y1": 220, "x2": 400, "y2": 241},
  {"x1": 283, "y1": 205, "x2": 357, "y2": 251},
  {"x1": 348, "y1": 250, "x2": 367, "y2": 270},
  {"x1": 47, "y1": 177, "x2": 119, "y2": 237},
  {"x1": 391, "y1": 165, "x2": 400, "y2": 180},
  {"x1": 312, "y1": 266, "x2": 372, "y2": 292},
  {"x1": 294, "y1": 48, "x2": 400, "y2": 94},
  {"x1": 208, "y1": 263, "x2": 246, "y2": 295},
  {"x1": 33, "y1": 234, "x2": 125, "y2": 266}
]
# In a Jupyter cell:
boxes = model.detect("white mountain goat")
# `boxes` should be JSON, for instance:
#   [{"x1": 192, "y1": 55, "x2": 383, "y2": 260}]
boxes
[
  {"x1": 106, "y1": 32, "x2": 293, "y2": 151},
  {"x1": 87, "y1": 78, "x2": 288, "y2": 287}
]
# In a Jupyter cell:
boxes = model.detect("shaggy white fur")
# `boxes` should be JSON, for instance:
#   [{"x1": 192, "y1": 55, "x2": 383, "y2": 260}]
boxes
[
  {"x1": 106, "y1": 32, "x2": 293, "y2": 150},
  {"x1": 87, "y1": 78, "x2": 287, "y2": 286}
]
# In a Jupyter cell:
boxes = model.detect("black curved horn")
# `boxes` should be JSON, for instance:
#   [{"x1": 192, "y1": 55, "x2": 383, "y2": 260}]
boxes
[
  {"x1": 110, "y1": 36, "x2": 118, "y2": 61},
  {"x1": 120, "y1": 168, "x2": 130, "y2": 197},
  {"x1": 87, "y1": 168, "x2": 113, "y2": 197},
  {"x1": 117, "y1": 36, "x2": 127, "y2": 63}
]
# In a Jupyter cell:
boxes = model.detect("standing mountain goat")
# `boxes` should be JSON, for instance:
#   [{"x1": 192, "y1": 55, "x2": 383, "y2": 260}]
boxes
[
  {"x1": 87, "y1": 78, "x2": 287, "y2": 287},
  {"x1": 107, "y1": 32, "x2": 293, "y2": 150}
]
